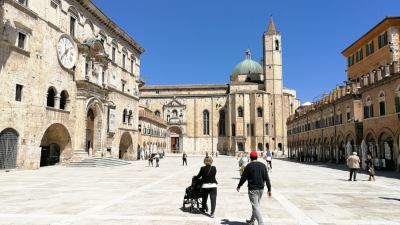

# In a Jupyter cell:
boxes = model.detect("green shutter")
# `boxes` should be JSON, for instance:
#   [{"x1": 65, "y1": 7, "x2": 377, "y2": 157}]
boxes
[{"x1": 395, "y1": 97, "x2": 400, "y2": 113}]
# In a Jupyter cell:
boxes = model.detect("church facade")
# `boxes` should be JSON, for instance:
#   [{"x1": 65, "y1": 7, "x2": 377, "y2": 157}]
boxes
[{"x1": 140, "y1": 19, "x2": 300, "y2": 156}]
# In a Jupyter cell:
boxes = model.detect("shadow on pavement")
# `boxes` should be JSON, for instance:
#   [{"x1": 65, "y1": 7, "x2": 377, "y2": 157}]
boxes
[
  {"x1": 279, "y1": 159, "x2": 400, "y2": 180},
  {"x1": 221, "y1": 219, "x2": 247, "y2": 225}
]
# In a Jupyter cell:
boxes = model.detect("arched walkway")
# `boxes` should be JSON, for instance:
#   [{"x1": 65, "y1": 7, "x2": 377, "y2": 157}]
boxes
[
  {"x1": 40, "y1": 123, "x2": 72, "y2": 167},
  {"x1": 0, "y1": 128, "x2": 19, "y2": 169},
  {"x1": 119, "y1": 132, "x2": 133, "y2": 160}
]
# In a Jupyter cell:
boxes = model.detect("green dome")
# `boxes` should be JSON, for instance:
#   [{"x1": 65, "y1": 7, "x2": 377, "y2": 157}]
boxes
[{"x1": 232, "y1": 49, "x2": 263, "y2": 76}]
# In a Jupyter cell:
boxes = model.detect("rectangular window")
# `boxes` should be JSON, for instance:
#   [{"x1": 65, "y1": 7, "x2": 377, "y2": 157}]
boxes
[
  {"x1": 347, "y1": 112, "x2": 351, "y2": 122},
  {"x1": 366, "y1": 41, "x2": 374, "y2": 56},
  {"x1": 122, "y1": 54, "x2": 126, "y2": 69},
  {"x1": 130, "y1": 59, "x2": 134, "y2": 74},
  {"x1": 265, "y1": 123, "x2": 269, "y2": 135},
  {"x1": 15, "y1": 84, "x2": 23, "y2": 101},
  {"x1": 355, "y1": 49, "x2": 363, "y2": 62},
  {"x1": 231, "y1": 124, "x2": 236, "y2": 136},
  {"x1": 379, "y1": 101, "x2": 386, "y2": 116},
  {"x1": 70, "y1": 16, "x2": 76, "y2": 38},
  {"x1": 17, "y1": 32, "x2": 26, "y2": 49},
  {"x1": 122, "y1": 81, "x2": 125, "y2": 93},
  {"x1": 395, "y1": 97, "x2": 400, "y2": 113},
  {"x1": 378, "y1": 32, "x2": 388, "y2": 48},
  {"x1": 112, "y1": 47, "x2": 116, "y2": 63},
  {"x1": 246, "y1": 124, "x2": 250, "y2": 136},
  {"x1": 251, "y1": 123, "x2": 254, "y2": 136}
]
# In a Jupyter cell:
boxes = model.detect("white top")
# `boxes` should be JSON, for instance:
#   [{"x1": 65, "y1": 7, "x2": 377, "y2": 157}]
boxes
[{"x1": 202, "y1": 183, "x2": 217, "y2": 188}]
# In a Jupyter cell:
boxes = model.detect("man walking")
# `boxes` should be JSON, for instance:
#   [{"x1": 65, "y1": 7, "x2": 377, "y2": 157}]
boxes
[
  {"x1": 237, "y1": 151, "x2": 271, "y2": 225},
  {"x1": 347, "y1": 152, "x2": 360, "y2": 181},
  {"x1": 182, "y1": 152, "x2": 187, "y2": 166}
]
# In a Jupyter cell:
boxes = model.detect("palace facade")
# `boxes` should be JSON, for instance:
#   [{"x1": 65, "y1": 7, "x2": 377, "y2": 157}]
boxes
[
  {"x1": 0, "y1": 0, "x2": 143, "y2": 169},
  {"x1": 140, "y1": 19, "x2": 300, "y2": 155},
  {"x1": 287, "y1": 17, "x2": 400, "y2": 172}
]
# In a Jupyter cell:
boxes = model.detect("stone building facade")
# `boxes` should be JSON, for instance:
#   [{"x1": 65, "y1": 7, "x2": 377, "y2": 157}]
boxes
[
  {"x1": 140, "y1": 18, "x2": 300, "y2": 156},
  {"x1": 0, "y1": 0, "x2": 143, "y2": 169},
  {"x1": 287, "y1": 17, "x2": 400, "y2": 172},
  {"x1": 138, "y1": 105, "x2": 169, "y2": 159}
]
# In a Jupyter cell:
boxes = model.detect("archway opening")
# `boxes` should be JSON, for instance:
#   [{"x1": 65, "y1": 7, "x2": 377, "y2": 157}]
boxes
[
  {"x1": 0, "y1": 128, "x2": 19, "y2": 169},
  {"x1": 169, "y1": 126, "x2": 182, "y2": 153},
  {"x1": 86, "y1": 104, "x2": 103, "y2": 157},
  {"x1": 119, "y1": 132, "x2": 133, "y2": 160},
  {"x1": 379, "y1": 132, "x2": 395, "y2": 170},
  {"x1": 40, "y1": 123, "x2": 72, "y2": 167}
]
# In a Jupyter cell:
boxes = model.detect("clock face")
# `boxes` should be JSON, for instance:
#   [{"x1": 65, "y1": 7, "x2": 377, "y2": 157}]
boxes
[{"x1": 57, "y1": 34, "x2": 77, "y2": 69}]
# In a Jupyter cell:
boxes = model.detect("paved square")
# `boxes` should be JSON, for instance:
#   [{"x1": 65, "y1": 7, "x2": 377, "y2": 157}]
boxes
[{"x1": 0, "y1": 156, "x2": 399, "y2": 225}]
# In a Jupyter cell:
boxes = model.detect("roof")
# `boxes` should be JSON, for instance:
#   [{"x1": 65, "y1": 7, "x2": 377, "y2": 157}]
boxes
[
  {"x1": 140, "y1": 84, "x2": 229, "y2": 90},
  {"x1": 232, "y1": 49, "x2": 263, "y2": 76},
  {"x1": 267, "y1": 16, "x2": 276, "y2": 33},
  {"x1": 341, "y1": 16, "x2": 400, "y2": 55}
]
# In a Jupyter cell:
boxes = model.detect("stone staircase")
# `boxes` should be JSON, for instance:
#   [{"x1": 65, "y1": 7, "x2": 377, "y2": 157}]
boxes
[{"x1": 66, "y1": 157, "x2": 131, "y2": 168}]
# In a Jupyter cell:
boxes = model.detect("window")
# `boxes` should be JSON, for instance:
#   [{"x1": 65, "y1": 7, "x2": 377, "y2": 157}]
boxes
[
  {"x1": 47, "y1": 87, "x2": 56, "y2": 107},
  {"x1": 378, "y1": 31, "x2": 388, "y2": 48},
  {"x1": 49, "y1": 0, "x2": 60, "y2": 26},
  {"x1": 238, "y1": 143, "x2": 244, "y2": 151},
  {"x1": 155, "y1": 110, "x2": 161, "y2": 117},
  {"x1": 17, "y1": 32, "x2": 26, "y2": 49},
  {"x1": 60, "y1": 90, "x2": 68, "y2": 110},
  {"x1": 172, "y1": 109, "x2": 178, "y2": 117},
  {"x1": 346, "y1": 106, "x2": 351, "y2": 122},
  {"x1": 251, "y1": 123, "x2": 254, "y2": 136},
  {"x1": 347, "y1": 54, "x2": 355, "y2": 67},
  {"x1": 366, "y1": 41, "x2": 374, "y2": 56},
  {"x1": 379, "y1": 91, "x2": 386, "y2": 116},
  {"x1": 396, "y1": 87, "x2": 400, "y2": 113},
  {"x1": 257, "y1": 107, "x2": 263, "y2": 117},
  {"x1": 18, "y1": 0, "x2": 28, "y2": 6},
  {"x1": 122, "y1": 54, "x2": 126, "y2": 69},
  {"x1": 123, "y1": 109, "x2": 127, "y2": 123},
  {"x1": 364, "y1": 97, "x2": 373, "y2": 119},
  {"x1": 203, "y1": 110, "x2": 209, "y2": 135},
  {"x1": 355, "y1": 48, "x2": 363, "y2": 62},
  {"x1": 238, "y1": 106, "x2": 243, "y2": 117},
  {"x1": 85, "y1": 60, "x2": 89, "y2": 76},
  {"x1": 231, "y1": 124, "x2": 236, "y2": 136},
  {"x1": 70, "y1": 16, "x2": 76, "y2": 38},
  {"x1": 130, "y1": 59, "x2": 135, "y2": 74},
  {"x1": 246, "y1": 123, "x2": 250, "y2": 136},
  {"x1": 128, "y1": 110, "x2": 132, "y2": 124},
  {"x1": 15, "y1": 84, "x2": 23, "y2": 102},
  {"x1": 275, "y1": 40, "x2": 280, "y2": 51},
  {"x1": 122, "y1": 80, "x2": 126, "y2": 92},
  {"x1": 112, "y1": 46, "x2": 116, "y2": 63},
  {"x1": 218, "y1": 110, "x2": 225, "y2": 136}
]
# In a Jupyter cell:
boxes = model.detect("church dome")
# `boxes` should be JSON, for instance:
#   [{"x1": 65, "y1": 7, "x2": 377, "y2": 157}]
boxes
[{"x1": 232, "y1": 49, "x2": 263, "y2": 76}]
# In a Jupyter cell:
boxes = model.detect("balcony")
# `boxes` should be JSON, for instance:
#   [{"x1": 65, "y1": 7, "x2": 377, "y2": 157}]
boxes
[{"x1": 168, "y1": 117, "x2": 185, "y2": 125}]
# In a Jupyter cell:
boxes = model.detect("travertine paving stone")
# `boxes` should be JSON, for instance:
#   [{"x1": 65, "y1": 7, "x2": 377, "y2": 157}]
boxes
[{"x1": 0, "y1": 156, "x2": 399, "y2": 225}]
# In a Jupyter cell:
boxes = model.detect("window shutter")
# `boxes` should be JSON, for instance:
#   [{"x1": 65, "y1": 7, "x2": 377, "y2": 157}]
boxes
[{"x1": 395, "y1": 97, "x2": 400, "y2": 113}]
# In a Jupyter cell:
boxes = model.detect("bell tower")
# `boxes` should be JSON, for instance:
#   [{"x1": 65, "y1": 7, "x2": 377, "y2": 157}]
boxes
[{"x1": 263, "y1": 16, "x2": 283, "y2": 95}]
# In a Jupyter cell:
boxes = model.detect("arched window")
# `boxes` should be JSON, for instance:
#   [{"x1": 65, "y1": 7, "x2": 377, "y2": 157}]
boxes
[
  {"x1": 47, "y1": 87, "x2": 56, "y2": 107},
  {"x1": 395, "y1": 85, "x2": 400, "y2": 113},
  {"x1": 203, "y1": 110, "x2": 209, "y2": 135},
  {"x1": 218, "y1": 110, "x2": 225, "y2": 136},
  {"x1": 123, "y1": 109, "x2": 127, "y2": 123},
  {"x1": 172, "y1": 109, "x2": 178, "y2": 117},
  {"x1": 265, "y1": 123, "x2": 269, "y2": 135},
  {"x1": 257, "y1": 107, "x2": 263, "y2": 117},
  {"x1": 59, "y1": 90, "x2": 68, "y2": 110},
  {"x1": 238, "y1": 106, "x2": 243, "y2": 117},
  {"x1": 275, "y1": 40, "x2": 280, "y2": 51},
  {"x1": 128, "y1": 110, "x2": 133, "y2": 124},
  {"x1": 231, "y1": 124, "x2": 236, "y2": 136},
  {"x1": 378, "y1": 91, "x2": 386, "y2": 116},
  {"x1": 155, "y1": 110, "x2": 161, "y2": 117},
  {"x1": 363, "y1": 96, "x2": 373, "y2": 119}
]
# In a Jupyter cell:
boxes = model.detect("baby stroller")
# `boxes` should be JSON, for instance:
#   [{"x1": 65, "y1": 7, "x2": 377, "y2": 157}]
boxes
[{"x1": 182, "y1": 176, "x2": 203, "y2": 212}]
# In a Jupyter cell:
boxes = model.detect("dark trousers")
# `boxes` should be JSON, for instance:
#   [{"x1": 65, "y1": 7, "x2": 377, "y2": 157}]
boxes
[
  {"x1": 183, "y1": 158, "x2": 187, "y2": 166},
  {"x1": 349, "y1": 168, "x2": 358, "y2": 180},
  {"x1": 201, "y1": 187, "x2": 217, "y2": 214},
  {"x1": 267, "y1": 161, "x2": 272, "y2": 169}
]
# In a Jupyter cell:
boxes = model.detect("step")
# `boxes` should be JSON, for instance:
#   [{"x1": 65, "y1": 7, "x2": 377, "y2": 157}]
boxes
[{"x1": 66, "y1": 157, "x2": 131, "y2": 168}]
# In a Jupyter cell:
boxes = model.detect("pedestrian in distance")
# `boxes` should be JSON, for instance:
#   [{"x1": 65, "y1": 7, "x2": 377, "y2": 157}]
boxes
[
  {"x1": 365, "y1": 154, "x2": 375, "y2": 181},
  {"x1": 154, "y1": 153, "x2": 160, "y2": 167},
  {"x1": 148, "y1": 153, "x2": 154, "y2": 167},
  {"x1": 347, "y1": 152, "x2": 360, "y2": 181},
  {"x1": 265, "y1": 150, "x2": 272, "y2": 171},
  {"x1": 237, "y1": 151, "x2": 271, "y2": 225},
  {"x1": 182, "y1": 152, "x2": 188, "y2": 166},
  {"x1": 239, "y1": 153, "x2": 249, "y2": 176},
  {"x1": 195, "y1": 156, "x2": 218, "y2": 218}
]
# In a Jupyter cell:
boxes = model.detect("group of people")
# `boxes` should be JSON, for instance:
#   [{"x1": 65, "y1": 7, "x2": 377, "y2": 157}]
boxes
[
  {"x1": 238, "y1": 151, "x2": 272, "y2": 176},
  {"x1": 148, "y1": 152, "x2": 161, "y2": 167},
  {"x1": 194, "y1": 151, "x2": 271, "y2": 225},
  {"x1": 346, "y1": 152, "x2": 376, "y2": 181}
]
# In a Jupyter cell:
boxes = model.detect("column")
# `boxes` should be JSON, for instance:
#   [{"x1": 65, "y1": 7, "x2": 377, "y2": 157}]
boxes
[{"x1": 54, "y1": 95, "x2": 60, "y2": 109}]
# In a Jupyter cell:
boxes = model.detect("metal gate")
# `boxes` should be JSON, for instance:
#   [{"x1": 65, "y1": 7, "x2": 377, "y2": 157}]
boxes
[{"x1": 0, "y1": 128, "x2": 18, "y2": 170}]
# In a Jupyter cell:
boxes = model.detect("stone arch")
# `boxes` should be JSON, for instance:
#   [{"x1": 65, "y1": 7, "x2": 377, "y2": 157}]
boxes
[
  {"x1": 40, "y1": 123, "x2": 72, "y2": 167},
  {"x1": 119, "y1": 132, "x2": 133, "y2": 160},
  {"x1": 85, "y1": 98, "x2": 104, "y2": 156},
  {"x1": 377, "y1": 129, "x2": 396, "y2": 170},
  {"x1": 83, "y1": 20, "x2": 95, "y2": 40},
  {"x1": 0, "y1": 128, "x2": 19, "y2": 169},
  {"x1": 168, "y1": 126, "x2": 183, "y2": 153}
]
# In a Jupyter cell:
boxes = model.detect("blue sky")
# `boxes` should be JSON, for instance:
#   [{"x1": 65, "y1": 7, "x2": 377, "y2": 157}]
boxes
[{"x1": 93, "y1": 0, "x2": 400, "y2": 103}]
